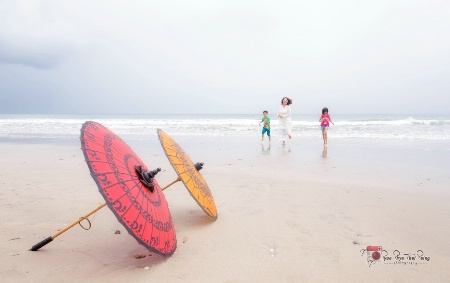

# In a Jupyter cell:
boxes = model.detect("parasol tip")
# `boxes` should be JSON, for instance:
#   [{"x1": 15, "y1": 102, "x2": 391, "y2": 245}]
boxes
[
  {"x1": 194, "y1": 162, "x2": 204, "y2": 171},
  {"x1": 135, "y1": 166, "x2": 161, "y2": 192},
  {"x1": 149, "y1": 167, "x2": 161, "y2": 177}
]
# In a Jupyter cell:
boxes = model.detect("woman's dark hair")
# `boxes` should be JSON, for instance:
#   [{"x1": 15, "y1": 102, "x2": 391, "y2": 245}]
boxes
[
  {"x1": 281, "y1": 97, "x2": 292, "y2": 105},
  {"x1": 322, "y1": 107, "x2": 329, "y2": 114}
]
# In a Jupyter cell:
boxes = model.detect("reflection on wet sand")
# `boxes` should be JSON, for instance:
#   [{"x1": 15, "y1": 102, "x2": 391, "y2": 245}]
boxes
[
  {"x1": 261, "y1": 143, "x2": 271, "y2": 153},
  {"x1": 322, "y1": 145, "x2": 328, "y2": 158}
]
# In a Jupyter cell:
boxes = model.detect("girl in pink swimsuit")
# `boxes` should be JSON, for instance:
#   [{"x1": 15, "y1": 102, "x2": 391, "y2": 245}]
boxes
[{"x1": 319, "y1": 107, "x2": 334, "y2": 145}]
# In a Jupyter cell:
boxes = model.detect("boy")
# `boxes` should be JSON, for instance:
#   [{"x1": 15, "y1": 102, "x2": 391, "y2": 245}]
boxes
[{"x1": 259, "y1": 110, "x2": 271, "y2": 142}]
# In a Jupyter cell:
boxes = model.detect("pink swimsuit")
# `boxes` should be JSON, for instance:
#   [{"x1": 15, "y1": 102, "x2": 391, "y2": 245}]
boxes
[{"x1": 321, "y1": 114, "x2": 330, "y2": 127}]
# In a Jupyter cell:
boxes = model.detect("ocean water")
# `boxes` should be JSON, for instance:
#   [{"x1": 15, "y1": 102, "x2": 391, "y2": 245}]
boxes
[{"x1": 0, "y1": 114, "x2": 449, "y2": 143}]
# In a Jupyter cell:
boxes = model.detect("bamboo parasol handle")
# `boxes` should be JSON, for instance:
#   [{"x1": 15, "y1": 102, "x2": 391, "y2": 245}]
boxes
[
  {"x1": 161, "y1": 176, "x2": 182, "y2": 191},
  {"x1": 30, "y1": 203, "x2": 107, "y2": 251}
]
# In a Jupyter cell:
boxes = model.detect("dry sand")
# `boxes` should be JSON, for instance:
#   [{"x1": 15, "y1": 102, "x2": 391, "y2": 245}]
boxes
[{"x1": 1, "y1": 136, "x2": 450, "y2": 282}]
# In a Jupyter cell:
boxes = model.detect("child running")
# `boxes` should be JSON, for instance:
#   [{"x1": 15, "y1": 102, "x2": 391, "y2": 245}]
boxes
[
  {"x1": 259, "y1": 110, "x2": 271, "y2": 142},
  {"x1": 319, "y1": 107, "x2": 334, "y2": 145}
]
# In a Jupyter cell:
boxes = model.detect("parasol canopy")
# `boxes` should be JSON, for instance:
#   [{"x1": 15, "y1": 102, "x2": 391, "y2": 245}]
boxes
[
  {"x1": 80, "y1": 121, "x2": 176, "y2": 256},
  {"x1": 157, "y1": 129, "x2": 218, "y2": 220}
]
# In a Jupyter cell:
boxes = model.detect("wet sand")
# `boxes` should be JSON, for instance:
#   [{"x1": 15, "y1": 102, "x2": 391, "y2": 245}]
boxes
[{"x1": 1, "y1": 135, "x2": 450, "y2": 282}]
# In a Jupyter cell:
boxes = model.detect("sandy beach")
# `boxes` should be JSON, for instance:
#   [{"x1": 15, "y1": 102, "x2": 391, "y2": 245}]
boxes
[{"x1": 1, "y1": 135, "x2": 450, "y2": 282}]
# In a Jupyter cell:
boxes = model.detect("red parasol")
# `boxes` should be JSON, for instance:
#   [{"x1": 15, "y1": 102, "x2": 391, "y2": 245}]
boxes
[
  {"x1": 30, "y1": 121, "x2": 176, "y2": 256},
  {"x1": 80, "y1": 121, "x2": 176, "y2": 255}
]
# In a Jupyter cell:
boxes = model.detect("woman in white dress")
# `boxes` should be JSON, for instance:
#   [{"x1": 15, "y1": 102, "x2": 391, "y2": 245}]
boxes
[{"x1": 277, "y1": 97, "x2": 293, "y2": 145}]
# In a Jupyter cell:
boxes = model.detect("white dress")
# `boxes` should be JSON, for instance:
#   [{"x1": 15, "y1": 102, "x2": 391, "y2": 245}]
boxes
[{"x1": 278, "y1": 105, "x2": 292, "y2": 141}]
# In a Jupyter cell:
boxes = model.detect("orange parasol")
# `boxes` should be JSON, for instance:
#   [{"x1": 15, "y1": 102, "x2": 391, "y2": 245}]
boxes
[{"x1": 157, "y1": 129, "x2": 218, "y2": 220}]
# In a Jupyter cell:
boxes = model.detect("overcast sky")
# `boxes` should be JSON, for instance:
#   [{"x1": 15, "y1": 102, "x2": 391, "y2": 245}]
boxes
[{"x1": 0, "y1": 0, "x2": 449, "y2": 115}]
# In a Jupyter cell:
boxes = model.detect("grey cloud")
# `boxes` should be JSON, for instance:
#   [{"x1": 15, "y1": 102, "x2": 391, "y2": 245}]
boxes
[
  {"x1": 0, "y1": 1, "x2": 449, "y2": 115},
  {"x1": 0, "y1": 40, "x2": 66, "y2": 69}
]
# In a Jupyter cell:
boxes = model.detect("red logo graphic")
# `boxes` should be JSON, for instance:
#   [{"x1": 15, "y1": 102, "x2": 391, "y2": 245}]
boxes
[{"x1": 367, "y1": 246, "x2": 383, "y2": 262}]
